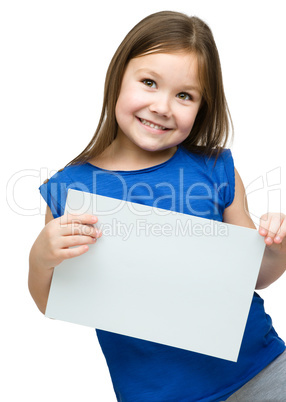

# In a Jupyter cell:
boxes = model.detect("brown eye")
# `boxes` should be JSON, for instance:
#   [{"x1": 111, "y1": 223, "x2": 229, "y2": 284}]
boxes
[
  {"x1": 142, "y1": 79, "x2": 156, "y2": 88},
  {"x1": 177, "y1": 92, "x2": 191, "y2": 101}
]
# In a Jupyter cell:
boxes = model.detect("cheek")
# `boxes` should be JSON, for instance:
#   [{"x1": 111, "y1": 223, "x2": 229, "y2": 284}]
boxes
[
  {"x1": 115, "y1": 100, "x2": 121, "y2": 125},
  {"x1": 115, "y1": 93, "x2": 128, "y2": 124},
  {"x1": 184, "y1": 104, "x2": 201, "y2": 131},
  {"x1": 116, "y1": 93, "x2": 144, "y2": 120},
  {"x1": 179, "y1": 113, "x2": 198, "y2": 135}
]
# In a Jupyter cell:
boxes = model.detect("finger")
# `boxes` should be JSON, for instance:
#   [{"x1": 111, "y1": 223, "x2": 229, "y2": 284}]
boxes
[
  {"x1": 260, "y1": 215, "x2": 283, "y2": 245},
  {"x1": 259, "y1": 213, "x2": 271, "y2": 236},
  {"x1": 60, "y1": 234, "x2": 99, "y2": 249},
  {"x1": 60, "y1": 244, "x2": 90, "y2": 260},
  {"x1": 61, "y1": 223, "x2": 101, "y2": 238},
  {"x1": 58, "y1": 213, "x2": 98, "y2": 227},
  {"x1": 274, "y1": 218, "x2": 286, "y2": 244},
  {"x1": 268, "y1": 215, "x2": 282, "y2": 236}
]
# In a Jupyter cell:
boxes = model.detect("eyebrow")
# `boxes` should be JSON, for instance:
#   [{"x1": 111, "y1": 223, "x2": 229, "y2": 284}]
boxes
[
  {"x1": 136, "y1": 68, "x2": 161, "y2": 78},
  {"x1": 135, "y1": 68, "x2": 201, "y2": 93}
]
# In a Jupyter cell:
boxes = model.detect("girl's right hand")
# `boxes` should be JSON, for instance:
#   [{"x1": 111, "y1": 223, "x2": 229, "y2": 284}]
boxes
[{"x1": 32, "y1": 213, "x2": 101, "y2": 271}]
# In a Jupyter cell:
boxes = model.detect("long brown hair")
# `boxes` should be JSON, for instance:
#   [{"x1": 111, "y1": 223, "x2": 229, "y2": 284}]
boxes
[{"x1": 66, "y1": 10, "x2": 233, "y2": 167}]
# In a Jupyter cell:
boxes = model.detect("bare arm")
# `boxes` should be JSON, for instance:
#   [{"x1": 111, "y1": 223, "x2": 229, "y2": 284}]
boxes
[
  {"x1": 28, "y1": 206, "x2": 55, "y2": 314},
  {"x1": 223, "y1": 168, "x2": 286, "y2": 289},
  {"x1": 28, "y1": 206, "x2": 101, "y2": 314}
]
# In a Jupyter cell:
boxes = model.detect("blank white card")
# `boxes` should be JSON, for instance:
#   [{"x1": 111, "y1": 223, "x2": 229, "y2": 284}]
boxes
[{"x1": 46, "y1": 189, "x2": 265, "y2": 362}]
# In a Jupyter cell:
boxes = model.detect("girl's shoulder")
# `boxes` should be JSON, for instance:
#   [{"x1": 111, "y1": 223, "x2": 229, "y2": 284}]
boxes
[
  {"x1": 179, "y1": 145, "x2": 233, "y2": 171},
  {"x1": 39, "y1": 163, "x2": 91, "y2": 219},
  {"x1": 42, "y1": 162, "x2": 91, "y2": 185}
]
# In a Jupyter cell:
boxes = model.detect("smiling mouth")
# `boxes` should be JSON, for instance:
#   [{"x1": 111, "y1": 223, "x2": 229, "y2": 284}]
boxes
[{"x1": 138, "y1": 117, "x2": 170, "y2": 131}]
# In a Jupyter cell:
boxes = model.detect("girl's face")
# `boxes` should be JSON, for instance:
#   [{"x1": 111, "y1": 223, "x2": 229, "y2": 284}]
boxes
[{"x1": 115, "y1": 52, "x2": 202, "y2": 158}]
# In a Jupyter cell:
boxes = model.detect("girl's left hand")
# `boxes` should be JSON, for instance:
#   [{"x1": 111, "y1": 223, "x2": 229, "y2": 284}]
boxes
[{"x1": 259, "y1": 213, "x2": 286, "y2": 253}]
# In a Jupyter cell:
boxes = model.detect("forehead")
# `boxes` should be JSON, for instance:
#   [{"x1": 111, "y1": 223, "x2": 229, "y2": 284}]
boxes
[{"x1": 126, "y1": 52, "x2": 200, "y2": 88}]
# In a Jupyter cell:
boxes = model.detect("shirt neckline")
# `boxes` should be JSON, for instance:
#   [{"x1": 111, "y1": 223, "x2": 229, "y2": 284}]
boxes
[{"x1": 85, "y1": 146, "x2": 182, "y2": 175}]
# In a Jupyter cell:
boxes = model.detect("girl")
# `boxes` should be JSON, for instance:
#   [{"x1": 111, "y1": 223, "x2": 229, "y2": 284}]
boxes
[{"x1": 29, "y1": 11, "x2": 286, "y2": 401}]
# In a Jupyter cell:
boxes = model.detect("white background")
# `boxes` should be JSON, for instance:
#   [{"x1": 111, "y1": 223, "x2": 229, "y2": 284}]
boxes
[{"x1": 1, "y1": 0, "x2": 285, "y2": 400}]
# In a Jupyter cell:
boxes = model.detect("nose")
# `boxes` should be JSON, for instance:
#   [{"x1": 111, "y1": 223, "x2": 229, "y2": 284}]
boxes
[{"x1": 149, "y1": 93, "x2": 171, "y2": 117}]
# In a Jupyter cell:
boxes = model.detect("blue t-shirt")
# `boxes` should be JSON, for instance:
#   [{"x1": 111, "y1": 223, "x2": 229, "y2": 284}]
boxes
[{"x1": 39, "y1": 146, "x2": 285, "y2": 402}]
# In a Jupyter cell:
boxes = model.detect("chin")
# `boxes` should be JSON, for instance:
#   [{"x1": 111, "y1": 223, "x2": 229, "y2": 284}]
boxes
[{"x1": 137, "y1": 143, "x2": 167, "y2": 153}]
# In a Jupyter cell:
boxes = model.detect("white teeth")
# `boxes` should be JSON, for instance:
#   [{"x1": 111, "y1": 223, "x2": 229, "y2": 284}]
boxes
[{"x1": 140, "y1": 118, "x2": 167, "y2": 130}]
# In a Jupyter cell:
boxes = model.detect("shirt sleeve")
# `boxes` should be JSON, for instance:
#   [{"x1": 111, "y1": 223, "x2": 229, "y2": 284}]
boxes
[
  {"x1": 220, "y1": 148, "x2": 235, "y2": 208},
  {"x1": 39, "y1": 168, "x2": 71, "y2": 219}
]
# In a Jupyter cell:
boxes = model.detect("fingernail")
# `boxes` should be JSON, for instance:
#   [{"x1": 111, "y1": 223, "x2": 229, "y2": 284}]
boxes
[
  {"x1": 95, "y1": 229, "x2": 102, "y2": 237},
  {"x1": 275, "y1": 236, "x2": 281, "y2": 243},
  {"x1": 266, "y1": 237, "x2": 273, "y2": 244}
]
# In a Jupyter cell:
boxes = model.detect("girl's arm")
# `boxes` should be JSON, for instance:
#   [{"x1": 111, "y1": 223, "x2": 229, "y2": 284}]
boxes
[
  {"x1": 28, "y1": 206, "x2": 101, "y2": 314},
  {"x1": 28, "y1": 206, "x2": 55, "y2": 314},
  {"x1": 223, "y1": 168, "x2": 286, "y2": 289}
]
